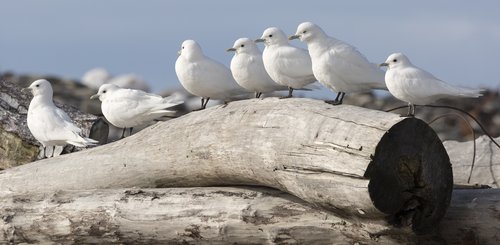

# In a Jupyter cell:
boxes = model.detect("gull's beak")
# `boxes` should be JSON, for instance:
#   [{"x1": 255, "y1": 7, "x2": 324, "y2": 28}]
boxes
[
  {"x1": 289, "y1": 34, "x2": 300, "y2": 40},
  {"x1": 226, "y1": 48, "x2": 237, "y2": 52},
  {"x1": 90, "y1": 94, "x2": 99, "y2": 100},
  {"x1": 254, "y1": 38, "x2": 265, "y2": 43},
  {"x1": 379, "y1": 63, "x2": 389, "y2": 67},
  {"x1": 177, "y1": 50, "x2": 182, "y2": 56}
]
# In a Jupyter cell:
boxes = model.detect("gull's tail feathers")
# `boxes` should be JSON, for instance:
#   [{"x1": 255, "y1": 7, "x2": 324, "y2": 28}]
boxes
[
  {"x1": 160, "y1": 93, "x2": 184, "y2": 109},
  {"x1": 441, "y1": 83, "x2": 484, "y2": 98},
  {"x1": 68, "y1": 136, "x2": 99, "y2": 147}
]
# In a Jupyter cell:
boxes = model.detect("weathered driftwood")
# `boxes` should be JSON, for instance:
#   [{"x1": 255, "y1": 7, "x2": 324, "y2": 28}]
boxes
[
  {"x1": 0, "y1": 80, "x2": 105, "y2": 168},
  {"x1": 0, "y1": 187, "x2": 498, "y2": 244},
  {"x1": 444, "y1": 135, "x2": 500, "y2": 187},
  {"x1": 0, "y1": 98, "x2": 452, "y2": 232}
]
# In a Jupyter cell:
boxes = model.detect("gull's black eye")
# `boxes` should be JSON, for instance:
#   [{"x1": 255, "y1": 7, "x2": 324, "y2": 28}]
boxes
[
  {"x1": 103, "y1": 90, "x2": 106, "y2": 93},
  {"x1": 269, "y1": 34, "x2": 273, "y2": 37},
  {"x1": 393, "y1": 59, "x2": 397, "y2": 62},
  {"x1": 303, "y1": 30, "x2": 307, "y2": 33},
  {"x1": 241, "y1": 44, "x2": 245, "y2": 47},
  {"x1": 182, "y1": 46, "x2": 185, "y2": 49},
  {"x1": 35, "y1": 84, "x2": 40, "y2": 87}
]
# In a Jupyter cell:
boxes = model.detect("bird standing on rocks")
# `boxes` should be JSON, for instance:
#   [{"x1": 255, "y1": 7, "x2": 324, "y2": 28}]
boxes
[
  {"x1": 90, "y1": 84, "x2": 183, "y2": 138},
  {"x1": 26, "y1": 79, "x2": 98, "y2": 158},
  {"x1": 380, "y1": 52, "x2": 483, "y2": 116},
  {"x1": 256, "y1": 27, "x2": 316, "y2": 98},
  {"x1": 175, "y1": 39, "x2": 246, "y2": 110},
  {"x1": 290, "y1": 22, "x2": 386, "y2": 105}
]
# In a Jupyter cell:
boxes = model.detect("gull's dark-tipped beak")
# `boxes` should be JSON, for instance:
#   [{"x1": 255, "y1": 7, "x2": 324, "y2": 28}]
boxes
[
  {"x1": 254, "y1": 38, "x2": 265, "y2": 43},
  {"x1": 90, "y1": 94, "x2": 99, "y2": 100},
  {"x1": 289, "y1": 35, "x2": 300, "y2": 40},
  {"x1": 226, "y1": 48, "x2": 237, "y2": 52},
  {"x1": 379, "y1": 63, "x2": 389, "y2": 67}
]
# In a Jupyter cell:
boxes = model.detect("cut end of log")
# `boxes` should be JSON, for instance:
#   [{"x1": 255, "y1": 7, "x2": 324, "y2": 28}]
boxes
[{"x1": 365, "y1": 118, "x2": 453, "y2": 233}]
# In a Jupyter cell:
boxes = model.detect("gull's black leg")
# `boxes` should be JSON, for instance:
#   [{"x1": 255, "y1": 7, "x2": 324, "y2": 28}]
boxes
[
  {"x1": 193, "y1": 97, "x2": 210, "y2": 111},
  {"x1": 403, "y1": 103, "x2": 416, "y2": 117},
  {"x1": 121, "y1": 128, "x2": 126, "y2": 139},
  {"x1": 338, "y1": 92, "x2": 346, "y2": 104},
  {"x1": 325, "y1": 92, "x2": 345, "y2": 105},
  {"x1": 280, "y1": 87, "x2": 293, "y2": 99},
  {"x1": 256, "y1": 92, "x2": 262, "y2": 98},
  {"x1": 203, "y1": 97, "x2": 210, "y2": 109},
  {"x1": 129, "y1": 127, "x2": 133, "y2": 136}
]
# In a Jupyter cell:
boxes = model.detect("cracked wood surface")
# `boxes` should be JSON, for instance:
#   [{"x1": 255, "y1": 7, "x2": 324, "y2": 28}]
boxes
[
  {"x1": 0, "y1": 98, "x2": 451, "y2": 231},
  {"x1": 1, "y1": 187, "x2": 498, "y2": 244}
]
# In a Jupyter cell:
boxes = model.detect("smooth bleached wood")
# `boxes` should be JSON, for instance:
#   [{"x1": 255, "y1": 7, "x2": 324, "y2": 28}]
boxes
[
  {"x1": 0, "y1": 98, "x2": 453, "y2": 232},
  {"x1": 1, "y1": 187, "x2": 497, "y2": 244}
]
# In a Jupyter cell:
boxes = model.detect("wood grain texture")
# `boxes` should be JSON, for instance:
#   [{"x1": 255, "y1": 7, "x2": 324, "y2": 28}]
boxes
[
  {"x1": 1, "y1": 187, "x2": 497, "y2": 244},
  {"x1": 0, "y1": 98, "x2": 452, "y2": 231}
]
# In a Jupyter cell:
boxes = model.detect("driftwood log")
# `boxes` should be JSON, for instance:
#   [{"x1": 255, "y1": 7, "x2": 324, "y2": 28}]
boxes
[
  {"x1": 0, "y1": 80, "x2": 106, "y2": 168},
  {"x1": 0, "y1": 98, "x2": 453, "y2": 233},
  {"x1": 444, "y1": 135, "x2": 500, "y2": 187},
  {"x1": 1, "y1": 187, "x2": 498, "y2": 244}
]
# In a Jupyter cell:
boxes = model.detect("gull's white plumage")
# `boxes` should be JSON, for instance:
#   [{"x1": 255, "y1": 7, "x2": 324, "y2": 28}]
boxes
[
  {"x1": 291, "y1": 22, "x2": 386, "y2": 103},
  {"x1": 175, "y1": 40, "x2": 245, "y2": 108},
  {"x1": 82, "y1": 68, "x2": 150, "y2": 92},
  {"x1": 381, "y1": 53, "x2": 483, "y2": 107},
  {"x1": 26, "y1": 79, "x2": 97, "y2": 151},
  {"x1": 257, "y1": 27, "x2": 316, "y2": 97},
  {"x1": 228, "y1": 38, "x2": 287, "y2": 97},
  {"x1": 108, "y1": 74, "x2": 150, "y2": 92},
  {"x1": 81, "y1": 68, "x2": 111, "y2": 90},
  {"x1": 91, "y1": 84, "x2": 183, "y2": 129}
]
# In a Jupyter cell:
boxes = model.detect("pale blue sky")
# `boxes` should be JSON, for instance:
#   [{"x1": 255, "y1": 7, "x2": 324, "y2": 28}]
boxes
[{"x1": 1, "y1": 0, "x2": 499, "y2": 96}]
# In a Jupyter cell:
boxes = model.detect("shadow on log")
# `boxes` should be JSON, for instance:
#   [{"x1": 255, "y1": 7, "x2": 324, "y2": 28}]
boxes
[{"x1": 0, "y1": 98, "x2": 452, "y2": 232}]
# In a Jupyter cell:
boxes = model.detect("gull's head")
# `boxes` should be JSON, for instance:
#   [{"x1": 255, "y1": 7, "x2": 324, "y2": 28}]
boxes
[
  {"x1": 27, "y1": 79, "x2": 53, "y2": 97},
  {"x1": 255, "y1": 27, "x2": 288, "y2": 46},
  {"x1": 178, "y1": 40, "x2": 204, "y2": 61},
  {"x1": 90, "y1": 83, "x2": 120, "y2": 101},
  {"x1": 227, "y1": 38, "x2": 259, "y2": 54},
  {"x1": 290, "y1": 22, "x2": 325, "y2": 43},
  {"x1": 380, "y1": 53, "x2": 411, "y2": 69}
]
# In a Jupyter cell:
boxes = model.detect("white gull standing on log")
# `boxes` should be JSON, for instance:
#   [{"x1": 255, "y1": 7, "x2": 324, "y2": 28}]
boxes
[
  {"x1": 90, "y1": 84, "x2": 183, "y2": 138},
  {"x1": 255, "y1": 27, "x2": 316, "y2": 98},
  {"x1": 227, "y1": 37, "x2": 289, "y2": 98},
  {"x1": 380, "y1": 52, "x2": 483, "y2": 116},
  {"x1": 26, "y1": 79, "x2": 97, "y2": 158},
  {"x1": 175, "y1": 39, "x2": 246, "y2": 110},
  {"x1": 290, "y1": 22, "x2": 386, "y2": 105}
]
